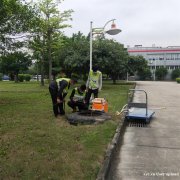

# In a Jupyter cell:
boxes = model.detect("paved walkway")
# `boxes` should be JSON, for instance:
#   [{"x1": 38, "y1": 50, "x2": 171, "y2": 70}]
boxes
[{"x1": 108, "y1": 81, "x2": 180, "y2": 180}]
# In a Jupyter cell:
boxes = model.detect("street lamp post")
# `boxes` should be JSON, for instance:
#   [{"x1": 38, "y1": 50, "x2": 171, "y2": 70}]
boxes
[
  {"x1": 90, "y1": 21, "x2": 93, "y2": 71},
  {"x1": 89, "y1": 19, "x2": 121, "y2": 71}
]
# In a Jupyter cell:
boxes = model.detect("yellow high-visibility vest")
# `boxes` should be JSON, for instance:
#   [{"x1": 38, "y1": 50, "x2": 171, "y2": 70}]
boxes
[
  {"x1": 56, "y1": 78, "x2": 70, "y2": 93},
  {"x1": 73, "y1": 87, "x2": 86, "y2": 102},
  {"x1": 89, "y1": 70, "x2": 101, "y2": 89}
]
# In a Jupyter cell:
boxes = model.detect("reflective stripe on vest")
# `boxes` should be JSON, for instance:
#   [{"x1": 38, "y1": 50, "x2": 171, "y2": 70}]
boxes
[
  {"x1": 56, "y1": 78, "x2": 70, "y2": 93},
  {"x1": 89, "y1": 70, "x2": 101, "y2": 89},
  {"x1": 73, "y1": 87, "x2": 86, "y2": 102}
]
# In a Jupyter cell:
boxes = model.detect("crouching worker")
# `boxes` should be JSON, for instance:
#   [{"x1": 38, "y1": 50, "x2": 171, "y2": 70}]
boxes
[
  {"x1": 68, "y1": 84, "x2": 88, "y2": 112},
  {"x1": 49, "y1": 77, "x2": 76, "y2": 117}
]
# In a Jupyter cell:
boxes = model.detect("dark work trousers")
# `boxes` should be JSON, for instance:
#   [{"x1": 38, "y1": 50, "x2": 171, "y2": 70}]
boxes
[
  {"x1": 86, "y1": 88, "x2": 98, "y2": 106},
  {"x1": 49, "y1": 87, "x2": 59, "y2": 117},
  {"x1": 59, "y1": 101, "x2": 65, "y2": 115},
  {"x1": 49, "y1": 87, "x2": 65, "y2": 116},
  {"x1": 68, "y1": 100, "x2": 88, "y2": 111}
]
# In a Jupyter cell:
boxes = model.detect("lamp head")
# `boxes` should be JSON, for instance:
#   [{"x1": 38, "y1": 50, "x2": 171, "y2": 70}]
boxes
[{"x1": 106, "y1": 22, "x2": 121, "y2": 35}]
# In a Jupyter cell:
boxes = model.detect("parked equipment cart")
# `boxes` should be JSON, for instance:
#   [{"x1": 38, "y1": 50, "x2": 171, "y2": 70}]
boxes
[{"x1": 125, "y1": 89, "x2": 155, "y2": 123}]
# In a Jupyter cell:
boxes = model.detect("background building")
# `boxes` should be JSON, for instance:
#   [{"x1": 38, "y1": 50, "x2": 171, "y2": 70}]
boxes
[{"x1": 127, "y1": 45, "x2": 180, "y2": 80}]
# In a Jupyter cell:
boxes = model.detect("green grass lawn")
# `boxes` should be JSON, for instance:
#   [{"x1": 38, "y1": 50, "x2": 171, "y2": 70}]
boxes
[{"x1": 0, "y1": 81, "x2": 134, "y2": 179}]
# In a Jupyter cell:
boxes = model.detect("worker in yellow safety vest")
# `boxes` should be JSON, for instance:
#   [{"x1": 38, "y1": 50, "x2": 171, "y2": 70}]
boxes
[
  {"x1": 68, "y1": 84, "x2": 88, "y2": 112},
  {"x1": 49, "y1": 77, "x2": 77, "y2": 117},
  {"x1": 86, "y1": 65, "x2": 102, "y2": 105}
]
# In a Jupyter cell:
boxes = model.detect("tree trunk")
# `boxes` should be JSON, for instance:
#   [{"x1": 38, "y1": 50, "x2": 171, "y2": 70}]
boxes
[
  {"x1": 40, "y1": 36, "x2": 46, "y2": 86},
  {"x1": 14, "y1": 72, "x2": 18, "y2": 83},
  {"x1": 113, "y1": 78, "x2": 116, "y2": 84},
  {"x1": 48, "y1": 32, "x2": 52, "y2": 84},
  {"x1": 40, "y1": 63, "x2": 44, "y2": 86},
  {"x1": 36, "y1": 63, "x2": 39, "y2": 81},
  {"x1": 40, "y1": 53, "x2": 44, "y2": 86},
  {"x1": 112, "y1": 73, "x2": 117, "y2": 84}
]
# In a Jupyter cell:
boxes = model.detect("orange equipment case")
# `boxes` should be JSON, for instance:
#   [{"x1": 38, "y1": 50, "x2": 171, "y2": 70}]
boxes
[{"x1": 91, "y1": 98, "x2": 108, "y2": 112}]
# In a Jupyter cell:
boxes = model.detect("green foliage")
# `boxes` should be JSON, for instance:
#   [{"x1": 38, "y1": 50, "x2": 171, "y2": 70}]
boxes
[
  {"x1": 156, "y1": 67, "x2": 168, "y2": 80},
  {"x1": 59, "y1": 35, "x2": 129, "y2": 83},
  {"x1": 71, "y1": 72, "x2": 80, "y2": 80},
  {"x1": 0, "y1": 73, "x2": 2, "y2": 81},
  {"x1": 137, "y1": 67, "x2": 152, "y2": 80},
  {"x1": 57, "y1": 32, "x2": 89, "y2": 78},
  {"x1": 18, "y1": 74, "x2": 24, "y2": 82},
  {"x1": 0, "y1": 52, "x2": 32, "y2": 81},
  {"x1": 171, "y1": 69, "x2": 180, "y2": 80},
  {"x1": 93, "y1": 39, "x2": 128, "y2": 84},
  {"x1": 24, "y1": 74, "x2": 31, "y2": 81},
  {"x1": 176, "y1": 78, "x2": 180, "y2": 83},
  {"x1": 29, "y1": 0, "x2": 74, "y2": 84},
  {"x1": 18, "y1": 74, "x2": 31, "y2": 82},
  {"x1": 128, "y1": 55, "x2": 149, "y2": 76},
  {"x1": 0, "y1": 0, "x2": 38, "y2": 53}
]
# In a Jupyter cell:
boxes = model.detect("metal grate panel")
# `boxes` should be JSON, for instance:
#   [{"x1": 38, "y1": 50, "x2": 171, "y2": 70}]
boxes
[{"x1": 127, "y1": 119, "x2": 150, "y2": 128}]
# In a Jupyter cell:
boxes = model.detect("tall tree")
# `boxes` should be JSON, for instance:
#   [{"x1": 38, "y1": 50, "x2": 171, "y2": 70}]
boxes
[
  {"x1": 57, "y1": 35, "x2": 129, "y2": 83},
  {"x1": 127, "y1": 56, "x2": 148, "y2": 75},
  {"x1": 29, "y1": 0, "x2": 73, "y2": 85},
  {"x1": 93, "y1": 39, "x2": 128, "y2": 84},
  {"x1": 57, "y1": 32, "x2": 89, "y2": 79}
]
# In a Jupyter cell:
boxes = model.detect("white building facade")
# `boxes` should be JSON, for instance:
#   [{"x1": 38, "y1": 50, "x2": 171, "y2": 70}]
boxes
[{"x1": 127, "y1": 46, "x2": 180, "y2": 80}]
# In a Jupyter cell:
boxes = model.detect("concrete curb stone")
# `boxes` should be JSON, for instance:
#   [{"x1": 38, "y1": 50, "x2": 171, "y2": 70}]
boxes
[{"x1": 96, "y1": 113, "x2": 127, "y2": 180}]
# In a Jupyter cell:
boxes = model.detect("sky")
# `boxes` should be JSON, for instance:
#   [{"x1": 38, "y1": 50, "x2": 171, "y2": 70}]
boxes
[{"x1": 60, "y1": 0, "x2": 180, "y2": 48}]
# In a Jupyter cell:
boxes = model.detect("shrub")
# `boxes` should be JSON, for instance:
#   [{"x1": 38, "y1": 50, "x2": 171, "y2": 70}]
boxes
[
  {"x1": 171, "y1": 69, "x2": 180, "y2": 80},
  {"x1": 137, "y1": 68, "x2": 152, "y2": 80},
  {"x1": 71, "y1": 73, "x2": 79, "y2": 80},
  {"x1": 24, "y1": 74, "x2": 31, "y2": 81},
  {"x1": 0, "y1": 73, "x2": 2, "y2": 81},
  {"x1": 18, "y1": 74, "x2": 24, "y2": 82},
  {"x1": 156, "y1": 67, "x2": 168, "y2": 80},
  {"x1": 176, "y1": 78, "x2": 180, "y2": 83}
]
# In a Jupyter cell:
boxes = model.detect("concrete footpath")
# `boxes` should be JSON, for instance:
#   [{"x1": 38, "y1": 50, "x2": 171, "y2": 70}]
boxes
[{"x1": 108, "y1": 81, "x2": 180, "y2": 180}]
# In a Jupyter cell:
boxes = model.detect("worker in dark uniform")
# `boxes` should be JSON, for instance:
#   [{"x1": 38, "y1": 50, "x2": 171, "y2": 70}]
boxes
[
  {"x1": 49, "y1": 78, "x2": 76, "y2": 117},
  {"x1": 68, "y1": 84, "x2": 88, "y2": 112}
]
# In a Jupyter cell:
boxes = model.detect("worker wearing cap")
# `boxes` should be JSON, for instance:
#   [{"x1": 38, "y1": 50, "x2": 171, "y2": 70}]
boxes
[
  {"x1": 49, "y1": 77, "x2": 76, "y2": 117},
  {"x1": 86, "y1": 65, "x2": 102, "y2": 105}
]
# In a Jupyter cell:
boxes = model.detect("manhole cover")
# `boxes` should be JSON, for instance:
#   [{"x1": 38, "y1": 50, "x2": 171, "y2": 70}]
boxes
[{"x1": 67, "y1": 110, "x2": 111, "y2": 125}]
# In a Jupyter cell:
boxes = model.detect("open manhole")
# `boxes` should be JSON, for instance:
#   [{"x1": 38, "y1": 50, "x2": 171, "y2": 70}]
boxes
[{"x1": 67, "y1": 110, "x2": 111, "y2": 125}]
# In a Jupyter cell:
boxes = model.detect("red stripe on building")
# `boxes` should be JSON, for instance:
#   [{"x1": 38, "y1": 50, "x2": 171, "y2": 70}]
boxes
[{"x1": 128, "y1": 49, "x2": 180, "y2": 53}]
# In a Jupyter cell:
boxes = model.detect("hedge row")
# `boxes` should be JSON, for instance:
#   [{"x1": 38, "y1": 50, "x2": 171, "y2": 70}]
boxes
[
  {"x1": 176, "y1": 78, "x2": 180, "y2": 83},
  {"x1": 0, "y1": 73, "x2": 2, "y2": 81},
  {"x1": 18, "y1": 74, "x2": 31, "y2": 82}
]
